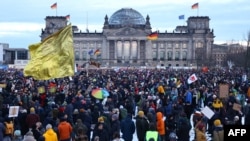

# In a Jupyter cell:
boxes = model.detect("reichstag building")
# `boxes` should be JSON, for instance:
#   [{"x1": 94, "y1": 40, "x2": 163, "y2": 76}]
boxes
[{"x1": 41, "y1": 8, "x2": 214, "y2": 68}]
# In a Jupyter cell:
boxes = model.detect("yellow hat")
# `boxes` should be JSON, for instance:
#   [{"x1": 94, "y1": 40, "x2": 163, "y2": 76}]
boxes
[
  {"x1": 214, "y1": 119, "x2": 221, "y2": 126},
  {"x1": 98, "y1": 117, "x2": 104, "y2": 123},
  {"x1": 30, "y1": 107, "x2": 35, "y2": 113},
  {"x1": 138, "y1": 111, "x2": 144, "y2": 117}
]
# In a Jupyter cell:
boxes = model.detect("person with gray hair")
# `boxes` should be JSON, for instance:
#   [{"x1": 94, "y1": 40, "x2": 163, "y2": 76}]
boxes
[
  {"x1": 42, "y1": 124, "x2": 58, "y2": 141},
  {"x1": 22, "y1": 131, "x2": 36, "y2": 141}
]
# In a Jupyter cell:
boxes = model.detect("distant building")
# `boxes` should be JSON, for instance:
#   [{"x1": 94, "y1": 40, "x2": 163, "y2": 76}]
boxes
[
  {"x1": 212, "y1": 43, "x2": 247, "y2": 67},
  {"x1": 0, "y1": 43, "x2": 29, "y2": 69},
  {"x1": 41, "y1": 8, "x2": 215, "y2": 68}
]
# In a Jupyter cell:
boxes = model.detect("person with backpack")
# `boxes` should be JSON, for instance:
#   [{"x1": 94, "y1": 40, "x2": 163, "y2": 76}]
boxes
[{"x1": 3, "y1": 117, "x2": 14, "y2": 141}]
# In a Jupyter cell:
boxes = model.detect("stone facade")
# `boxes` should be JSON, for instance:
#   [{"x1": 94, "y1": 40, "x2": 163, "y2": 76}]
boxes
[{"x1": 40, "y1": 8, "x2": 214, "y2": 68}]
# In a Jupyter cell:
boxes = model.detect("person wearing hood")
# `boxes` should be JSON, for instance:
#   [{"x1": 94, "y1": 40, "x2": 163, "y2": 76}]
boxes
[
  {"x1": 43, "y1": 124, "x2": 58, "y2": 141},
  {"x1": 120, "y1": 113, "x2": 135, "y2": 141},
  {"x1": 156, "y1": 111, "x2": 165, "y2": 141},
  {"x1": 212, "y1": 119, "x2": 224, "y2": 141}
]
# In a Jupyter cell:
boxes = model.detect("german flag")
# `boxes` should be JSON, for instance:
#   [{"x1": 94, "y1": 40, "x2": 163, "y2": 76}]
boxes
[
  {"x1": 51, "y1": 2, "x2": 57, "y2": 9},
  {"x1": 94, "y1": 49, "x2": 101, "y2": 56},
  {"x1": 147, "y1": 32, "x2": 158, "y2": 40},
  {"x1": 192, "y1": 3, "x2": 198, "y2": 9}
]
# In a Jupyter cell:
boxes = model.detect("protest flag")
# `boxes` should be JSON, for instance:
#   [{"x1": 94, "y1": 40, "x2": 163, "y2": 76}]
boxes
[{"x1": 23, "y1": 24, "x2": 75, "y2": 80}]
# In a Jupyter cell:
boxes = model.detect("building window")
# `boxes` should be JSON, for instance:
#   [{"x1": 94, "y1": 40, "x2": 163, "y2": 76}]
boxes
[
  {"x1": 175, "y1": 51, "x2": 180, "y2": 60},
  {"x1": 17, "y1": 51, "x2": 28, "y2": 59},
  {"x1": 82, "y1": 51, "x2": 87, "y2": 60},
  {"x1": 182, "y1": 43, "x2": 187, "y2": 48},
  {"x1": 90, "y1": 43, "x2": 94, "y2": 47},
  {"x1": 167, "y1": 51, "x2": 172, "y2": 60},
  {"x1": 160, "y1": 43, "x2": 164, "y2": 48},
  {"x1": 152, "y1": 43, "x2": 157, "y2": 49},
  {"x1": 167, "y1": 43, "x2": 172, "y2": 48},
  {"x1": 83, "y1": 43, "x2": 88, "y2": 48},
  {"x1": 160, "y1": 51, "x2": 165, "y2": 60},
  {"x1": 196, "y1": 42, "x2": 203, "y2": 48},
  {"x1": 152, "y1": 51, "x2": 157, "y2": 61},
  {"x1": 175, "y1": 43, "x2": 179, "y2": 48},
  {"x1": 75, "y1": 51, "x2": 80, "y2": 60},
  {"x1": 182, "y1": 51, "x2": 187, "y2": 60}
]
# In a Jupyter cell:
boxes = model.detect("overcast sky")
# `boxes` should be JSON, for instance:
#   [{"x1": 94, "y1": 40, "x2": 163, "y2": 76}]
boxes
[{"x1": 1, "y1": 0, "x2": 250, "y2": 48}]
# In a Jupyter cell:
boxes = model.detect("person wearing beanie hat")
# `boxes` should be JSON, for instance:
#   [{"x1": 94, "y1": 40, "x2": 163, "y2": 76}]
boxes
[
  {"x1": 43, "y1": 124, "x2": 58, "y2": 141},
  {"x1": 30, "y1": 107, "x2": 35, "y2": 113},
  {"x1": 135, "y1": 110, "x2": 149, "y2": 141},
  {"x1": 111, "y1": 114, "x2": 121, "y2": 140},
  {"x1": 213, "y1": 119, "x2": 224, "y2": 141},
  {"x1": 26, "y1": 107, "x2": 40, "y2": 128},
  {"x1": 138, "y1": 110, "x2": 144, "y2": 117},
  {"x1": 98, "y1": 116, "x2": 104, "y2": 123}
]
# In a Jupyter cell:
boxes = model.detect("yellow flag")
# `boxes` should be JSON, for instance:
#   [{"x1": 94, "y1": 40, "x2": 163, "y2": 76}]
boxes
[{"x1": 23, "y1": 24, "x2": 75, "y2": 80}]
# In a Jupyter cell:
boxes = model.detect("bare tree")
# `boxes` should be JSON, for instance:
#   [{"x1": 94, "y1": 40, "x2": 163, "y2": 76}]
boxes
[{"x1": 244, "y1": 31, "x2": 250, "y2": 69}]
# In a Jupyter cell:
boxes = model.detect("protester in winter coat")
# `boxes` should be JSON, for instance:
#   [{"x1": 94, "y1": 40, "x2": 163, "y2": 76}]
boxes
[
  {"x1": 57, "y1": 117, "x2": 73, "y2": 141},
  {"x1": 145, "y1": 122, "x2": 161, "y2": 141},
  {"x1": 91, "y1": 123, "x2": 109, "y2": 141},
  {"x1": 120, "y1": 113, "x2": 135, "y2": 141},
  {"x1": 26, "y1": 107, "x2": 40, "y2": 129},
  {"x1": 43, "y1": 124, "x2": 58, "y2": 141},
  {"x1": 111, "y1": 114, "x2": 120, "y2": 138},
  {"x1": 212, "y1": 119, "x2": 224, "y2": 141},
  {"x1": 135, "y1": 110, "x2": 149, "y2": 141},
  {"x1": 22, "y1": 131, "x2": 36, "y2": 141},
  {"x1": 156, "y1": 111, "x2": 166, "y2": 141},
  {"x1": 195, "y1": 124, "x2": 207, "y2": 141},
  {"x1": 0, "y1": 121, "x2": 5, "y2": 141}
]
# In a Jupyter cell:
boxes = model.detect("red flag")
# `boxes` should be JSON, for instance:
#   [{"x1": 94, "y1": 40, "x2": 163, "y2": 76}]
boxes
[
  {"x1": 192, "y1": 3, "x2": 199, "y2": 9},
  {"x1": 51, "y1": 2, "x2": 57, "y2": 9}
]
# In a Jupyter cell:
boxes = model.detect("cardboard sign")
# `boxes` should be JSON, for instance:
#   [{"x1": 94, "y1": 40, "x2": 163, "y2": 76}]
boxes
[
  {"x1": 0, "y1": 83, "x2": 6, "y2": 88},
  {"x1": 233, "y1": 103, "x2": 241, "y2": 111},
  {"x1": 201, "y1": 106, "x2": 214, "y2": 119},
  {"x1": 9, "y1": 106, "x2": 19, "y2": 117},
  {"x1": 38, "y1": 86, "x2": 45, "y2": 94},
  {"x1": 219, "y1": 84, "x2": 229, "y2": 98}
]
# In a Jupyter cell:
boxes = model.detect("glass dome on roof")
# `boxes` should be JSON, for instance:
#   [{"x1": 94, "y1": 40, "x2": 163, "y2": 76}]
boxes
[{"x1": 109, "y1": 8, "x2": 145, "y2": 25}]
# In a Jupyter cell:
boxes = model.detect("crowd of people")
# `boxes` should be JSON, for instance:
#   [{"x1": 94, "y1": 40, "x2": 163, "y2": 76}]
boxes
[{"x1": 0, "y1": 67, "x2": 249, "y2": 141}]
